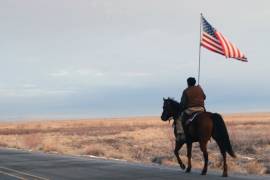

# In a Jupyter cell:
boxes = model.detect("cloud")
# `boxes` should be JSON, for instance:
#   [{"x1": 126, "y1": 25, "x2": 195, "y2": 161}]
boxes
[
  {"x1": 49, "y1": 70, "x2": 70, "y2": 77},
  {"x1": 49, "y1": 69, "x2": 105, "y2": 79},
  {"x1": 22, "y1": 84, "x2": 37, "y2": 89},
  {"x1": 0, "y1": 87, "x2": 76, "y2": 98},
  {"x1": 95, "y1": 72, "x2": 105, "y2": 77},
  {"x1": 121, "y1": 72, "x2": 152, "y2": 77},
  {"x1": 76, "y1": 69, "x2": 105, "y2": 77}
]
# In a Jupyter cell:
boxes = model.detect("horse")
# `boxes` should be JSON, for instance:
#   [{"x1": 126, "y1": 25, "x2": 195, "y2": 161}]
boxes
[{"x1": 161, "y1": 97, "x2": 236, "y2": 177}]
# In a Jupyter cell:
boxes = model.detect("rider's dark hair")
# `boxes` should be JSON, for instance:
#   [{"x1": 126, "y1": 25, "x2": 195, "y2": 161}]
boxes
[{"x1": 187, "y1": 77, "x2": 196, "y2": 86}]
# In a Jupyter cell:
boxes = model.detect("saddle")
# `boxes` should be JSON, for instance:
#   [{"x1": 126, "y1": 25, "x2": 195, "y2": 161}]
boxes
[{"x1": 182, "y1": 106, "x2": 205, "y2": 126}]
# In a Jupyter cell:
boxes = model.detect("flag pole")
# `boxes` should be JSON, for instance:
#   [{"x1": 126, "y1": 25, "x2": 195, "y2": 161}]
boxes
[{"x1": 198, "y1": 13, "x2": 202, "y2": 85}]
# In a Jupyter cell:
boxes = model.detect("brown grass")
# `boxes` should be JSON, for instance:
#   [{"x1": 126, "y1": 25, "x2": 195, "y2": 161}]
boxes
[{"x1": 0, "y1": 114, "x2": 269, "y2": 175}]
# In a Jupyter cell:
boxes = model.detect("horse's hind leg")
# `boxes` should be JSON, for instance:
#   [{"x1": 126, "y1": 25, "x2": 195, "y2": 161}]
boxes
[
  {"x1": 216, "y1": 142, "x2": 228, "y2": 177},
  {"x1": 221, "y1": 152, "x2": 228, "y2": 177},
  {"x1": 185, "y1": 142, "x2": 192, "y2": 173},
  {"x1": 174, "y1": 141, "x2": 185, "y2": 170},
  {"x1": 199, "y1": 141, "x2": 208, "y2": 175}
]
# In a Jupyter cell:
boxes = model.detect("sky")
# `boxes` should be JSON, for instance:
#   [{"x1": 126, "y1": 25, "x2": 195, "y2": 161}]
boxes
[{"x1": 0, "y1": 0, "x2": 270, "y2": 120}]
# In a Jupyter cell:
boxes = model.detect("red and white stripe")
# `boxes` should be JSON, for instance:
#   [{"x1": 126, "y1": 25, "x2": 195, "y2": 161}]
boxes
[
  {"x1": 201, "y1": 32, "x2": 224, "y2": 55},
  {"x1": 215, "y1": 31, "x2": 247, "y2": 62}
]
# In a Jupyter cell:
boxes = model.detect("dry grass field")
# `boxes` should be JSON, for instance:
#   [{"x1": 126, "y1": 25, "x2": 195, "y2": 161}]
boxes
[{"x1": 0, "y1": 113, "x2": 269, "y2": 175}]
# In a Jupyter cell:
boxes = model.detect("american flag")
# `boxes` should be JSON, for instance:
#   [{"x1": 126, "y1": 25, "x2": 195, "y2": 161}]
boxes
[{"x1": 201, "y1": 15, "x2": 247, "y2": 62}]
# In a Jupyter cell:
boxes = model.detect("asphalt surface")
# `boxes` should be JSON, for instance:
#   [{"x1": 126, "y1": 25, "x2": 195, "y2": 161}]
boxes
[{"x1": 0, "y1": 148, "x2": 269, "y2": 180}]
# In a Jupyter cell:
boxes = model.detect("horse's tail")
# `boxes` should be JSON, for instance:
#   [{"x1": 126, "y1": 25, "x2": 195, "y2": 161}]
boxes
[{"x1": 211, "y1": 113, "x2": 236, "y2": 158}]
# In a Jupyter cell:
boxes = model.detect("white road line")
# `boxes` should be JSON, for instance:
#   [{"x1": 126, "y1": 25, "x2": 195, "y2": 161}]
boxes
[
  {"x1": 0, "y1": 170, "x2": 24, "y2": 179},
  {"x1": 0, "y1": 167, "x2": 49, "y2": 180}
]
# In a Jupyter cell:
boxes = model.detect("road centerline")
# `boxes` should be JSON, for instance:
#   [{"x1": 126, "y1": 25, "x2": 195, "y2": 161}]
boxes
[
  {"x1": 0, "y1": 167, "x2": 50, "y2": 180},
  {"x1": 0, "y1": 170, "x2": 24, "y2": 180}
]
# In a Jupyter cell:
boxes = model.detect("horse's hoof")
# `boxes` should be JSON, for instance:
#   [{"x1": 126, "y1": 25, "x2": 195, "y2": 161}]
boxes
[
  {"x1": 185, "y1": 167, "x2": 191, "y2": 173},
  {"x1": 201, "y1": 171, "x2": 207, "y2": 175},
  {"x1": 180, "y1": 164, "x2": 186, "y2": 170},
  {"x1": 222, "y1": 173, "x2": 228, "y2": 177}
]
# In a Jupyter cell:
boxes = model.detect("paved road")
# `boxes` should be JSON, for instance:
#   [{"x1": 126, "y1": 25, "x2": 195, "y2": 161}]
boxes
[{"x1": 0, "y1": 148, "x2": 268, "y2": 180}]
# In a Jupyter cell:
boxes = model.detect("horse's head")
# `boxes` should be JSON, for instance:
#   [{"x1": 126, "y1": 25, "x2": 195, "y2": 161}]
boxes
[{"x1": 161, "y1": 97, "x2": 181, "y2": 121}]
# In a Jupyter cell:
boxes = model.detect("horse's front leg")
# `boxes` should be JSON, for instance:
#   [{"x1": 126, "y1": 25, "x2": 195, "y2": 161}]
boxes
[
  {"x1": 174, "y1": 141, "x2": 185, "y2": 170},
  {"x1": 185, "y1": 142, "x2": 192, "y2": 173}
]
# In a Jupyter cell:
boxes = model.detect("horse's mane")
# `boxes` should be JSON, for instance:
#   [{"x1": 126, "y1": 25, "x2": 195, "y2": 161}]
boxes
[
  {"x1": 167, "y1": 97, "x2": 179, "y2": 103},
  {"x1": 167, "y1": 97, "x2": 181, "y2": 108}
]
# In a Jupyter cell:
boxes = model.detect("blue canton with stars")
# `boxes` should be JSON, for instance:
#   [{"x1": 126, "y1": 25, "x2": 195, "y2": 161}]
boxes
[{"x1": 202, "y1": 17, "x2": 218, "y2": 39}]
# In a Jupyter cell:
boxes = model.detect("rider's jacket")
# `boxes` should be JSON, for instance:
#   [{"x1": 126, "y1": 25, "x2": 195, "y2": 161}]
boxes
[{"x1": 180, "y1": 85, "x2": 206, "y2": 109}]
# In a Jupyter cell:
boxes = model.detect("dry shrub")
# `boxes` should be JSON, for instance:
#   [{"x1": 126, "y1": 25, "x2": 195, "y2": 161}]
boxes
[
  {"x1": 106, "y1": 151, "x2": 124, "y2": 160},
  {"x1": 265, "y1": 165, "x2": 270, "y2": 174},
  {"x1": 67, "y1": 136, "x2": 85, "y2": 149},
  {"x1": 132, "y1": 146, "x2": 148, "y2": 160},
  {"x1": 230, "y1": 124, "x2": 270, "y2": 155},
  {"x1": 41, "y1": 135, "x2": 64, "y2": 153},
  {"x1": 23, "y1": 134, "x2": 42, "y2": 150},
  {"x1": 84, "y1": 144, "x2": 105, "y2": 156},
  {"x1": 0, "y1": 141, "x2": 8, "y2": 147},
  {"x1": 152, "y1": 155, "x2": 174, "y2": 165},
  {"x1": 245, "y1": 161, "x2": 267, "y2": 174},
  {"x1": 42, "y1": 141, "x2": 59, "y2": 153}
]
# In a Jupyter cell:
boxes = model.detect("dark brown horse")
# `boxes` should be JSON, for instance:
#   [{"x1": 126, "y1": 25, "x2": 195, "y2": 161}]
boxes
[{"x1": 161, "y1": 97, "x2": 236, "y2": 177}]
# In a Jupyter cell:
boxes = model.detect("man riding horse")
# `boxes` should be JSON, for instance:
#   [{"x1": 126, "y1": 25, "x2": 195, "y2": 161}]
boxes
[
  {"x1": 175, "y1": 77, "x2": 206, "y2": 142},
  {"x1": 161, "y1": 77, "x2": 236, "y2": 177}
]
